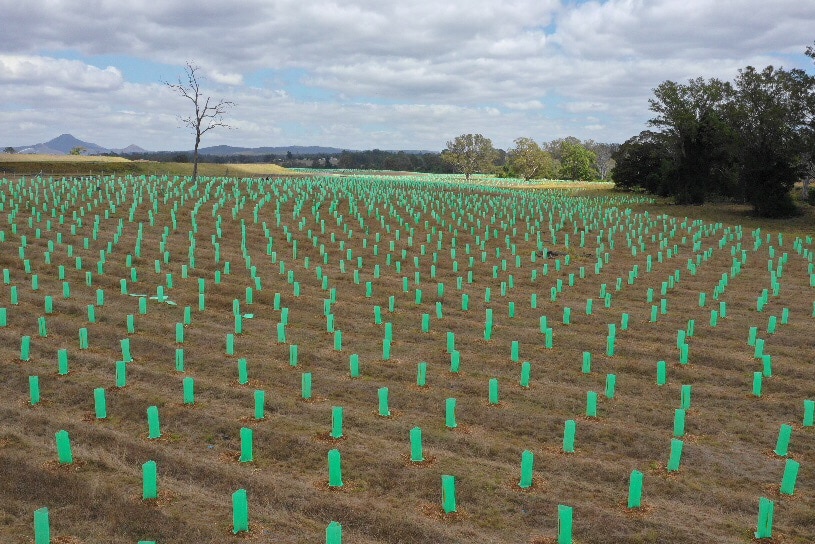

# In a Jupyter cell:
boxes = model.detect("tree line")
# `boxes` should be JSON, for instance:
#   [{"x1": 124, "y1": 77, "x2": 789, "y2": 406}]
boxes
[
  {"x1": 441, "y1": 134, "x2": 617, "y2": 181},
  {"x1": 613, "y1": 43, "x2": 815, "y2": 217}
]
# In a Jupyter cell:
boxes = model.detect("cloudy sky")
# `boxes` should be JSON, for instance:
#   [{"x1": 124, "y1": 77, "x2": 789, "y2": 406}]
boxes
[{"x1": 2, "y1": 0, "x2": 814, "y2": 152}]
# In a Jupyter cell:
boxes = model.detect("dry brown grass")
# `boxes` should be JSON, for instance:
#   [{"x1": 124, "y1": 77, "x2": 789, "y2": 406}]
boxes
[
  {"x1": 0, "y1": 173, "x2": 812, "y2": 543},
  {"x1": 0, "y1": 156, "x2": 295, "y2": 178},
  {"x1": 0, "y1": 154, "x2": 132, "y2": 163}
]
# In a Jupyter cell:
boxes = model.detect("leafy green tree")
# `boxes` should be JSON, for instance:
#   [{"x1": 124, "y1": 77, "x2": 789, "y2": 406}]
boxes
[
  {"x1": 3, "y1": 146, "x2": 16, "y2": 154},
  {"x1": 508, "y1": 137, "x2": 557, "y2": 180},
  {"x1": 558, "y1": 139, "x2": 597, "y2": 180},
  {"x1": 612, "y1": 131, "x2": 673, "y2": 194},
  {"x1": 442, "y1": 133, "x2": 498, "y2": 180},
  {"x1": 69, "y1": 146, "x2": 86, "y2": 155},
  {"x1": 648, "y1": 77, "x2": 736, "y2": 204},
  {"x1": 731, "y1": 65, "x2": 813, "y2": 216}
]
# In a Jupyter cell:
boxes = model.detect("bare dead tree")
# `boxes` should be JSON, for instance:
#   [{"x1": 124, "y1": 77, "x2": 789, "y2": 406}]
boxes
[{"x1": 164, "y1": 62, "x2": 235, "y2": 181}]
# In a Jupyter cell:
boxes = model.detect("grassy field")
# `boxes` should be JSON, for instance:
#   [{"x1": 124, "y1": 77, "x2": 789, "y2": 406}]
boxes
[
  {"x1": 0, "y1": 154, "x2": 293, "y2": 178},
  {"x1": 0, "y1": 173, "x2": 813, "y2": 543}
]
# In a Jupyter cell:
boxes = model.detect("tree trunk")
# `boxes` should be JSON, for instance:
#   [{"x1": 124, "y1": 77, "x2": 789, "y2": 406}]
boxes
[
  {"x1": 803, "y1": 177, "x2": 810, "y2": 200},
  {"x1": 192, "y1": 132, "x2": 201, "y2": 182}
]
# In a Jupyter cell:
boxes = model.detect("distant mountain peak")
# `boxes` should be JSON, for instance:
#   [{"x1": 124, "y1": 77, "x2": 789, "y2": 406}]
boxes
[{"x1": 9, "y1": 134, "x2": 149, "y2": 155}]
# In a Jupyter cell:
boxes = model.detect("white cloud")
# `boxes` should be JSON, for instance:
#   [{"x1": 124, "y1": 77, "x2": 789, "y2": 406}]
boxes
[
  {"x1": 504, "y1": 100, "x2": 545, "y2": 111},
  {"x1": 0, "y1": 55, "x2": 123, "y2": 91},
  {"x1": 0, "y1": 0, "x2": 813, "y2": 151}
]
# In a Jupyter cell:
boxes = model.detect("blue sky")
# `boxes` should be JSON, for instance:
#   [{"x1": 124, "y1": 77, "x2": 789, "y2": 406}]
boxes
[{"x1": 1, "y1": 0, "x2": 814, "y2": 152}]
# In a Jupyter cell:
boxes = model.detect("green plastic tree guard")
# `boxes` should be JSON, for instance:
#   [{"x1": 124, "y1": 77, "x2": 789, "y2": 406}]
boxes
[
  {"x1": 673, "y1": 409, "x2": 686, "y2": 437},
  {"x1": 520, "y1": 361, "x2": 531, "y2": 387},
  {"x1": 94, "y1": 387, "x2": 106, "y2": 419},
  {"x1": 238, "y1": 358, "x2": 249, "y2": 384},
  {"x1": 780, "y1": 458, "x2": 800, "y2": 495},
  {"x1": 450, "y1": 350, "x2": 460, "y2": 373},
  {"x1": 441, "y1": 475, "x2": 457, "y2": 513},
  {"x1": 410, "y1": 427, "x2": 424, "y2": 462},
  {"x1": 115, "y1": 360, "x2": 127, "y2": 388},
  {"x1": 581, "y1": 352, "x2": 591, "y2": 374},
  {"x1": 328, "y1": 448, "x2": 343, "y2": 487},
  {"x1": 519, "y1": 450, "x2": 534, "y2": 489},
  {"x1": 621, "y1": 313, "x2": 629, "y2": 330},
  {"x1": 232, "y1": 489, "x2": 249, "y2": 534},
  {"x1": 657, "y1": 361, "x2": 668, "y2": 385},
  {"x1": 754, "y1": 497, "x2": 774, "y2": 539},
  {"x1": 417, "y1": 362, "x2": 427, "y2": 387},
  {"x1": 34, "y1": 506, "x2": 50, "y2": 544},
  {"x1": 331, "y1": 406, "x2": 343, "y2": 439},
  {"x1": 175, "y1": 349, "x2": 184, "y2": 372},
  {"x1": 326, "y1": 521, "x2": 343, "y2": 544},
  {"x1": 586, "y1": 391, "x2": 598, "y2": 417},
  {"x1": 605, "y1": 374, "x2": 616, "y2": 399},
  {"x1": 667, "y1": 438, "x2": 684, "y2": 472},
  {"x1": 680, "y1": 384, "x2": 691, "y2": 409},
  {"x1": 183, "y1": 376, "x2": 194, "y2": 404},
  {"x1": 21, "y1": 335, "x2": 31, "y2": 361},
  {"x1": 446, "y1": 331, "x2": 456, "y2": 353},
  {"x1": 774, "y1": 424, "x2": 792, "y2": 456},
  {"x1": 748, "y1": 326, "x2": 759, "y2": 347},
  {"x1": 120, "y1": 338, "x2": 132, "y2": 362},
  {"x1": 127, "y1": 314, "x2": 135, "y2": 334},
  {"x1": 0, "y1": 308, "x2": 6, "y2": 327},
  {"x1": 563, "y1": 307, "x2": 571, "y2": 324},
  {"x1": 290, "y1": 344, "x2": 299, "y2": 367},
  {"x1": 445, "y1": 398, "x2": 457, "y2": 429},
  {"x1": 302, "y1": 373, "x2": 312, "y2": 400},
  {"x1": 240, "y1": 427, "x2": 253, "y2": 462},
  {"x1": 558, "y1": 504, "x2": 573, "y2": 544},
  {"x1": 226, "y1": 333, "x2": 235, "y2": 355},
  {"x1": 176, "y1": 322, "x2": 184, "y2": 343},
  {"x1": 143, "y1": 460, "x2": 158, "y2": 499},
  {"x1": 679, "y1": 343, "x2": 689, "y2": 364},
  {"x1": 55, "y1": 430, "x2": 73, "y2": 464},
  {"x1": 754, "y1": 338, "x2": 765, "y2": 359},
  {"x1": 752, "y1": 372, "x2": 763, "y2": 397},
  {"x1": 334, "y1": 330, "x2": 342, "y2": 351},
  {"x1": 757, "y1": 352, "x2": 771, "y2": 376},
  {"x1": 254, "y1": 390, "x2": 265, "y2": 420},
  {"x1": 29, "y1": 375, "x2": 40, "y2": 405},
  {"x1": 378, "y1": 387, "x2": 391, "y2": 417},
  {"x1": 606, "y1": 335, "x2": 615, "y2": 357},
  {"x1": 134, "y1": 390, "x2": 159, "y2": 434},
  {"x1": 349, "y1": 354, "x2": 360, "y2": 378},
  {"x1": 489, "y1": 378, "x2": 499, "y2": 405},
  {"x1": 804, "y1": 399, "x2": 814, "y2": 426},
  {"x1": 563, "y1": 420, "x2": 576, "y2": 453},
  {"x1": 628, "y1": 470, "x2": 643, "y2": 508}
]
